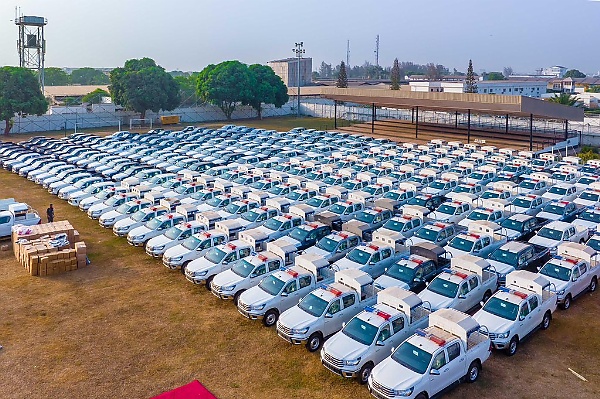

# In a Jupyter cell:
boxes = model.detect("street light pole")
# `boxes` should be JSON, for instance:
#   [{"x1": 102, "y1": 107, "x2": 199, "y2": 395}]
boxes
[{"x1": 292, "y1": 42, "x2": 305, "y2": 118}]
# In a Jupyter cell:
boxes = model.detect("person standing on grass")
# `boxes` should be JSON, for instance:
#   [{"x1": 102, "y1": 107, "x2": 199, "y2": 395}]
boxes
[{"x1": 46, "y1": 204, "x2": 55, "y2": 223}]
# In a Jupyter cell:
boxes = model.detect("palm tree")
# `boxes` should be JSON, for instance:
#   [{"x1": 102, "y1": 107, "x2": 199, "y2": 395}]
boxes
[{"x1": 547, "y1": 92, "x2": 580, "y2": 106}]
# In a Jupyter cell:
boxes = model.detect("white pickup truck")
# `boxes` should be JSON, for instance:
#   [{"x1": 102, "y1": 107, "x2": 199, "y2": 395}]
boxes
[
  {"x1": 301, "y1": 230, "x2": 361, "y2": 264},
  {"x1": 419, "y1": 255, "x2": 498, "y2": 312},
  {"x1": 162, "y1": 229, "x2": 228, "y2": 271},
  {"x1": 537, "y1": 242, "x2": 599, "y2": 309},
  {"x1": 79, "y1": 186, "x2": 128, "y2": 211},
  {"x1": 98, "y1": 199, "x2": 152, "y2": 228},
  {"x1": 321, "y1": 287, "x2": 431, "y2": 384},
  {"x1": 127, "y1": 212, "x2": 187, "y2": 247},
  {"x1": 277, "y1": 269, "x2": 376, "y2": 352},
  {"x1": 444, "y1": 221, "x2": 507, "y2": 258},
  {"x1": 0, "y1": 199, "x2": 41, "y2": 238},
  {"x1": 145, "y1": 220, "x2": 207, "y2": 258},
  {"x1": 112, "y1": 206, "x2": 169, "y2": 237},
  {"x1": 368, "y1": 308, "x2": 491, "y2": 399},
  {"x1": 528, "y1": 220, "x2": 590, "y2": 253},
  {"x1": 473, "y1": 270, "x2": 557, "y2": 356},
  {"x1": 333, "y1": 241, "x2": 401, "y2": 279}
]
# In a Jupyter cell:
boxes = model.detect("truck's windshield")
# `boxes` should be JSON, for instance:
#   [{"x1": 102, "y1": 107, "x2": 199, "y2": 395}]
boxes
[
  {"x1": 385, "y1": 263, "x2": 415, "y2": 283},
  {"x1": 316, "y1": 237, "x2": 339, "y2": 252},
  {"x1": 448, "y1": 236, "x2": 475, "y2": 252},
  {"x1": 427, "y1": 278, "x2": 459, "y2": 298},
  {"x1": 482, "y1": 297, "x2": 519, "y2": 320},
  {"x1": 467, "y1": 210, "x2": 490, "y2": 221},
  {"x1": 164, "y1": 226, "x2": 182, "y2": 240},
  {"x1": 298, "y1": 293, "x2": 329, "y2": 317},
  {"x1": 182, "y1": 236, "x2": 202, "y2": 250},
  {"x1": 232, "y1": 259, "x2": 255, "y2": 278},
  {"x1": 501, "y1": 218, "x2": 524, "y2": 232},
  {"x1": 355, "y1": 212, "x2": 376, "y2": 224},
  {"x1": 264, "y1": 219, "x2": 283, "y2": 231},
  {"x1": 259, "y1": 275, "x2": 286, "y2": 295},
  {"x1": 415, "y1": 227, "x2": 438, "y2": 241},
  {"x1": 145, "y1": 218, "x2": 162, "y2": 230},
  {"x1": 512, "y1": 198, "x2": 532, "y2": 209},
  {"x1": 489, "y1": 248, "x2": 518, "y2": 266},
  {"x1": 346, "y1": 248, "x2": 371, "y2": 265},
  {"x1": 579, "y1": 211, "x2": 600, "y2": 223},
  {"x1": 542, "y1": 204, "x2": 565, "y2": 216},
  {"x1": 539, "y1": 262, "x2": 571, "y2": 282},
  {"x1": 205, "y1": 247, "x2": 227, "y2": 264},
  {"x1": 382, "y1": 219, "x2": 406, "y2": 232},
  {"x1": 131, "y1": 210, "x2": 147, "y2": 222},
  {"x1": 391, "y1": 341, "x2": 433, "y2": 374},
  {"x1": 289, "y1": 227, "x2": 310, "y2": 242},
  {"x1": 342, "y1": 317, "x2": 379, "y2": 346},
  {"x1": 537, "y1": 227, "x2": 563, "y2": 241}
]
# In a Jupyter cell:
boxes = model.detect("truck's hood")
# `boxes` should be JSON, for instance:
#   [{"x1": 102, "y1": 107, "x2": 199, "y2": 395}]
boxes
[
  {"x1": 445, "y1": 247, "x2": 469, "y2": 258},
  {"x1": 212, "y1": 269, "x2": 244, "y2": 287},
  {"x1": 573, "y1": 219, "x2": 597, "y2": 230},
  {"x1": 333, "y1": 258, "x2": 361, "y2": 272},
  {"x1": 58, "y1": 185, "x2": 78, "y2": 194},
  {"x1": 146, "y1": 234, "x2": 171, "y2": 249},
  {"x1": 186, "y1": 257, "x2": 217, "y2": 273},
  {"x1": 323, "y1": 332, "x2": 368, "y2": 362},
  {"x1": 487, "y1": 260, "x2": 514, "y2": 277},
  {"x1": 67, "y1": 190, "x2": 87, "y2": 199},
  {"x1": 278, "y1": 306, "x2": 319, "y2": 330},
  {"x1": 537, "y1": 211, "x2": 561, "y2": 221},
  {"x1": 196, "y1": 204, "x2": 217, "y2": 212},
  {"x1": 528, "y1": 235, "x2": 559, "y2": 249},
  {"x1": 163, "y1": 244, "x2": 189, "y2": 259},
  {"x1": 573, "y1": 198, "x2": 596, "y2": 207},
  {"x1": 374, "y1": 275, "x2": 410, "y2": 291},
  {"x1": 504, "y1": 229, "x2": 521, "y2": 240},
  {"x1": 303, "y1": 246, "x2": 330, "y2": 258},
  {"x1": 129, "y1": 226, "x2": 152, "y2": 238},
  {"x1": 239, "y1": 286, "x2": 275, "y2": 307},
  {"x1": 418, "y1": 289, "x2": 455, "y2": 311},
  {"x1": 473, "y1": 309, "x2": 513, "y2": 335},
  {"x1": 99, "y1": 210, "x2": 122, "y2": 222},
  {"x1": 113, "y1": 217, "x2": 135, "y2": 229},
  {"x1": 370, "y1": 357, "x2": 422, "y2": 393},
  {"x1": 88, "y1": 203, "x2": 110, "y2": 213}
]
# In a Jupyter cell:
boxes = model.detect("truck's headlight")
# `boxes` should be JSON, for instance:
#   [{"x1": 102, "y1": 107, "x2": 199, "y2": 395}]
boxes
[
  {"x1": 172, "y1": 256, "x2": 183, "y2": 262},
  {"x1": 394, "y1": 387, "x2": 414, "y2": 397},
  {"x1": 195, "y1": 270, "x2": 208, "y2": 277},
  {"x1": 251, "y1": 303, "x2": 265, "y2": 311},
  {"x1": 103, "y1": 218, "x2": 114, "y2": 224},
  {"x1": 222, "y1": 285, "x2": 235, "y2": 291},
  {"x1": 290, "y1": 327, "x2": 309, "y2": 335},
  {"x1": 497, "y1": 331, "x2": 510, "y2": 339},
  {"x1": 133, "y1": 235, "x2": 144, "y2": 241},
  {"x1": 556, "y1": 289, "x2": 565, "y2": 295},
  {"x1": 345, "y1": 357, "x2": 361, "y2": 366},
  {"x1": 154, "y1": 245, "x2": 165, "y2": 251}
]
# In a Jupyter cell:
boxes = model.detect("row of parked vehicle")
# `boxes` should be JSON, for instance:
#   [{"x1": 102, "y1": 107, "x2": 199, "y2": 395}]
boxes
[{"x1": 2, "y1": 124, "x2": 599, "y2": 399}]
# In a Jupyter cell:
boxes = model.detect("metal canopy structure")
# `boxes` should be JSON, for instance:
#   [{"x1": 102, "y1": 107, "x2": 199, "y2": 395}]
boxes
[{"x1": 320, "y1": 88, "x2": 584, "y2": 121}]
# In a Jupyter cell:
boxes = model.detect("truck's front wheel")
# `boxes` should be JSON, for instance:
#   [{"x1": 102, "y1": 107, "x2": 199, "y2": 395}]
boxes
[
  {"x1": 205, "y1": 275, "x2": 214, "y2": 291},
  {"x1": 561, "y1": 294, "x2": 571, "y2": 310},
  {"x1": 263, "y1": 309, "x2": 279, "y2": 327},
  {"x1": 306, "y1": 332, "x2": 323, "y2": 352},
  {"x1": 482, "y1": 290, "x2": 492, "y2": 304},
  {"x1": 506, "y1": 337, "x2": 518, "y2": 356},
  {"x1": 465, "y1": 360, "x2": 481, "y2": 383},
  {"x1": 358, "y1": 362, "x2": 374, "y2": 385},
  {"x1": 589, "y1": 277, "x2": 597, "y2": 292},
  {"x1": 233, "y1": 290, "x2": 244, "y2": 306}
]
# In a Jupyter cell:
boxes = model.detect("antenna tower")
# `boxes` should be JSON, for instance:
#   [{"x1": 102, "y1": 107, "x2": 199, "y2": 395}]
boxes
[{"x1": 15, "y1": 10, "x2": 48, "y2": 91}]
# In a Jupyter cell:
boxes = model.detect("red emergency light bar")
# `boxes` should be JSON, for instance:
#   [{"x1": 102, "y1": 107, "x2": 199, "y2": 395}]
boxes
[
  {"x1": 338, "y1": 232, "x2": 349, "y2": 239},
  {"x1": 468, "y1": 233, "x2": 481, "y2": 239},
  {"x1": 307, "y1": 223, "x2": 319, "y2": 229},
  {"x1": 284, "y1": 268, "x2": 299, "y2": 278},
  {"x1": 526, "y1": 195, "x2": 537, "y2": 199},
  {"x1": 258, "y1": 254, "x2": 268, "y2": 261},
  {"x1": 559, "y1": 201, "x2": 569, "y2": 205},
  {"x1": 368, "y1": 244, "x2": 380, "y2": 251},
  {"x1": 167, "y1": 214, "x2": 174, "y2": 219},
  {"x1": 227, "y1": 243, "x2": 236, "y2": 250},
  {"x1": 433, "y1": 223, "x2": 447, "y2": 228},
  {"x1": 326, "y1": 286, "x2": 343, "y2": 297},
  {"x1": 185, "y1": 223, "x2": 192, "y2": 228},
  {"x1": 202, "y1": 232, "x2": 211, "y2": 237},
  {"x1": 283, "y1": 214, "x2": 293, "y2": 219},
  {"x1": 410, "y1": 257, "x2": 424, "y2": 265}
]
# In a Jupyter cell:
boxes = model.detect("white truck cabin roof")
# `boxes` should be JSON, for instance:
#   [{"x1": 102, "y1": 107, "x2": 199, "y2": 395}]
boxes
[
  {"x1": 215, "y1": 219, "x2": 244, "y2": 233},
  {"x1": 450, "y1": 254, "x2": 490, "y2": 278},
  {"x1": 480, "y1": 198, "x2": 510, "y2": 211},
  {"x1": 377, "y1": 286, "x2": 423, "y2": 321},
  {"x1": 295, "y1": 253, "x2": 330, "y2": 273},
  {"x1": 238, "y1": 229, "x2": 269, "y2": 246},
  {"x1": 335, "y1": 269, "x2": 373, "y2": 292},
  {"x1": 557, "y1": 242, "x2": 596, "y2": 263},
  {"x1": 402, "y1": 205, "x2": 428, "y2": 220},
  {"x1": 468, "y1": 221, "x2": 501, "y2": 235},
  {"x1": 7, "y1": 202, "x2": 28, "y2": 213},
  {"x1": 428, "y1": 308, "x2": 481, "y2": 343},
  {"x1": 506, "y1": 270, "x2": 550, "y2": 296},
  {"x1": 248, "y1": 191, "x2": 269, "y2": 203},
  {"x1": 267, "y1": 238, "x2": 298, "y2": 258},
  {"x1": 196, "y1": 211, "x2": 221, "y2": 225}
]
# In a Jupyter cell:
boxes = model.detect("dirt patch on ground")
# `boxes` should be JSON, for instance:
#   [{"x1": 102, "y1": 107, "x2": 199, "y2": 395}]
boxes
[{"x1": 1, "y1": 154, "x2": 599, "y2": 399}]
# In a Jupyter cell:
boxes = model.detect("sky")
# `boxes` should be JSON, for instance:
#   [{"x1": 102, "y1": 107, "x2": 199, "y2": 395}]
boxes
[{"x1": 1, "y1": 0, "x2": 599, "y2": 75}]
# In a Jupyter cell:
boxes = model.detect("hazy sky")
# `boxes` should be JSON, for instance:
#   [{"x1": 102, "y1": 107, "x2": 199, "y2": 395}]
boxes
[{"x1": 1, "y1": 0, "x2": 599, "y2": 75}]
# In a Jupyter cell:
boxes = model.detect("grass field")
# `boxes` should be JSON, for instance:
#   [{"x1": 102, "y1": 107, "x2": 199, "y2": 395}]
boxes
[{"x1": 1, "y1": 119, "x2": 599, "y2": 399}]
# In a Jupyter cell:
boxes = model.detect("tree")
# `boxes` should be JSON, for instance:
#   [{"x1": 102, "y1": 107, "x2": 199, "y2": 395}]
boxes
[
  {"x1": 82, "y1": 88, "x2": 110, "y2": 104},
  {"x1": 547, "y1": 92, "x2": 580, "y2": 106},
  {"x1": 70, "y1": 67, "x2": 110, "y2": 85},
  {"x1": 318, "y1": 62, "x2": 333, "y2": 79},
  {"x1": 586, "y1": 85, "x2": 600, "y2": 93},
  {"x1": 43, "y1": 67, "x2": 70, "y2": 86},
  {"x1": 0, "y1": 67, "x2": 48, "y2": 135},
  {"x1": 390, "y1": 58, "x2": 401, "y2": 90},
  {"x1": 196, "y1": 60, "x2": 254, "y2": 120},
  {"x1": 503, "y1": 66, "x2": 514, "y2": 78},
  {"x1": 109, "y1": 57, "x2": 180, "y2": 119},
  {"x1": 486, "y1": 72, "x2": 505, "y2": 81},
  {"x1": 174, "y1": 73, "x2": 202, "y2": 106},
  {"x1": 564, "y1": 69, "x2": 586, "y2": 79},
  {"x1": 465, "y1": 60, "x2": 478, "y2": 93},
  {"x1": 247, "y1": 64, "x2": 289, "y2": 119},
  {"x1": 336, "y1": 61, "x2": 348, "y2": 88}
]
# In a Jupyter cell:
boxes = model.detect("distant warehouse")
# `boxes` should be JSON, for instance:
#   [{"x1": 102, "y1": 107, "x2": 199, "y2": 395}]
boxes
[{"x1": 268, "y1": 57, "x2": 312, "y2": 87}]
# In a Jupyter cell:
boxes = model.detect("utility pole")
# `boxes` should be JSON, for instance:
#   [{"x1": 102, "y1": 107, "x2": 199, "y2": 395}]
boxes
[
  {"x1": 292, "y1": 42, "x2": 305, "y2": 118},
  {"x1": 346, "y1": 40, "x2": 350, "y2": 68},
  {"x1": 374, "y1": 34, "x2": 380, "y2": 67}
]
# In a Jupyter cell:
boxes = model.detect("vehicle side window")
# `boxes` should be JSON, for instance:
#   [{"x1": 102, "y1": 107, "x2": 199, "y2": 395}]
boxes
[
  {"x1": 572, "y1": 266, "x2": 581, "y2": 279},
  {"x1": 473, "y1": 241, "x2": 483, "y2": 252},
  {"x1": 239, "y1": 248, "x2": 251, "y2": 258},
  {"x1": 338, "y1": 241, "x2": 347, "y2": 251},
  {"x1": 447, "y1": 342, "x2": 461, "y2": 362},
  {"x1": 519, "y1": 302, "x2": 530, "y2": 318},
  {"x1": 214, "y1": 236, "x2": 225, "y2": 245},
  {"x1": 267, "y1": 260, "x2": 280, "y2": 271},
  {"x1": 459, "y1": 282, "x2": 469, "y2": 296},
  {"x1": 282, "y1": 221, "x2": 291, "y2": 230},
  {"x1": 342, "y1": 294, "x2": 355, "y2": 308},
  {"x1": 468, "y1": 277, "x2": 479, "y2": 290},
  {"x1": 579, "y1": 263, "x2": 588, "y2": 275},
  {"x1": 377, "y1": 325, "x2": 391, "y2": 342},
  {"x1": 0, "y1": 216, "x2": 11, "y2": 224},
  {"x1": 370, "y1": 252, "x2": 381, "y2": 263},
  {"x1": 381, "y1": 249, "x2": 392, "y2": 259},
  {"x1": 298, "y1": 275, "x2": 312, "y2": 289},
  {"x1": 292, "y1": 219, "x2": 302, "y2": 227},
  {"x1": 431, "y1": 351, "x2": 447, "y2": 370},
  {"x1": 254, "y1": 264, "x2": 267, "y2": 276},
  {"x1": 349, "y1": 237, "x2": 360, "y2": 247},
  {"x1": 223, "y1": 252, "x2": 237, "y2": 263},
  {"x1": 391, "y1": 317, "x2": 405, "y2": 334},
  {"x1": 327, "y1": 299, "x2": 341, "y2": 315},
  {"x1": 423, "y1": 262, "x2": 436, "y2": 276},
  {"x1": 284, "y1": 281, "x2": 298, "y2": 294},
  {"x1": 528, "y1": 296, "x2": 539, "y2": 311}
]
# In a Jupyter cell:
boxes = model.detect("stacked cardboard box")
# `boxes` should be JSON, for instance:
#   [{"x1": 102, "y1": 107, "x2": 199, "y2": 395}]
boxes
[{"x1": 11, "y1": 221, "x2": 87, "y2": 277}]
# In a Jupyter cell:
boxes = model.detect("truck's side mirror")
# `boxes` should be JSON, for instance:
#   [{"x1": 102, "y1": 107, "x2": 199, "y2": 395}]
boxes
[
  {"x1": 281, "y1": 292, "x2": 288, "y2": 297},
  {"x1": 375, "y1": 340, "x2": 385, "y2": 347},
  {"x1": 518, "y1": 315, "x2": 525, "y2": 321},
  {"x1": 458, "y1": 294, "x2": 466, "y2": 299},
  {"x1": 572, "y1": 276, "x2": 578, "y2": 282},
  {"x1": 430, "y1": 368, "x2": 440, "y2": 376},
  {"x1": 342, "y1": 322, "x2": 346, "y2": 328},
  {"x1": 480, "y1": 301, "x2": 485, "y2": 308},
  {"x1": 324, "y1": 313, "x2": 333, "y2": 319}
]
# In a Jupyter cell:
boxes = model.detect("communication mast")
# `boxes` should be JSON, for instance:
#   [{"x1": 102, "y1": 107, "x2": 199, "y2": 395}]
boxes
[
  {"x1": 346, "y1": 40, "x2": 350, "y2": 68},
  {"x1": 15, "y1": 11, "x2": 48, "y2": 91},
  {"x1": 374, "y1": 34, "x2": 380, "y2": 67}
]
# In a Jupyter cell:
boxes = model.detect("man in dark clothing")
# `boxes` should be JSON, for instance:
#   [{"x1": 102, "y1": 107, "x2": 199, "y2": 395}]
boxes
[{"x1": 47, "y1": 204, "x2": 55, "y2": 223}]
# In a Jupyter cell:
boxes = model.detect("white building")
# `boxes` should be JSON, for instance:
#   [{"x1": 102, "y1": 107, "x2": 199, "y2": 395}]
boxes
[
  {"x1": 409, "y1": 80, "x2": 547, "y2": 98},
  {"x1": 542, "y1": 66, "x2": 568, "y2": 78},
  {"x1": 267, "y1": 58, "x2": 312, "y2": 88}
]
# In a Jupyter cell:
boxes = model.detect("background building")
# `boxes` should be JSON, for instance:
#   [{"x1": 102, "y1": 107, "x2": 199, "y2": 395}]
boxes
[
  {"x1": 541, "y1": 65, "x2": 568, "y2": 78},
  {"x1": 268, "y1": 57, "x2": 312, "y2": 87},
  {"x1": 408, "y1": 80, "x2": 547, "y2": 98}
]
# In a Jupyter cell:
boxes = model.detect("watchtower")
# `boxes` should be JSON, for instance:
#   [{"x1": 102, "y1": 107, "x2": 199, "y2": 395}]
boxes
[{"x1": 15, "y1": 15, "x2": 47, "y2": 91}]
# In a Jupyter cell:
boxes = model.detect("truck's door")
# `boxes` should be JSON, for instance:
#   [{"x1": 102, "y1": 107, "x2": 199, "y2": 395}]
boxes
[
  {"x1": 573, "y1": 264, "x2": 589, "y2": 297},
  {"x1": 323, "y1": 297, "x2": 344, "y2": 337},
  {"x1": 280, "y1": 279, "x2": 299, "y2": 310},
  {"x1": 444, "y1": 341, "x2": 466, "y2": 390},
  {"x1": 428, "y1": 349, "x2": 449, "y2": 394},
  {"x1": 518, "y1": 301, "x2": 534, "y2": 334}
]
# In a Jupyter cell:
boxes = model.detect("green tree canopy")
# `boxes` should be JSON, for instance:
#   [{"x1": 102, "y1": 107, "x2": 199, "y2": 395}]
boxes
[
  {"x1": 336, "y1": 61, "x2": 348, "y2": 88},
  {"x1": 196, "y1": 61, "x2": 254, "y2": 120},
  {"x1": 174, "y1": 73, "x2": 202, "y2": 106},
  {"x1": 109, "y1": 57, "x2": 180, "y2": 119},
  {"x1": 70, "y1": 67, "x2": 110, "y2": 85},
  {"x1": 486, "y1": 72, "x2": 505, "y2": 81},
  {"x1": 390, "y1": 58, "x2": 400, "y2": 90},
  {"x1": 586, "y1": 85, "x2": 600, "y2": 93},
  {"x1": 247, "y1": 64, "x2": 289, "y2": 119},
  {"x1": 547, "y1": 92, "x2": 580, "y2": 106},
  {"x1": 0, "y1": 67, "x2": 48, "y2": 135},
  {"x1": 43, "y1": 67, "x2": 70, "y2": 86},
  {"x1": 82, "y1": 88, "x2": 110, "y2": 104},
  {"x1": 564, "y1": 69, "x2": 586, "y2": 79}
]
